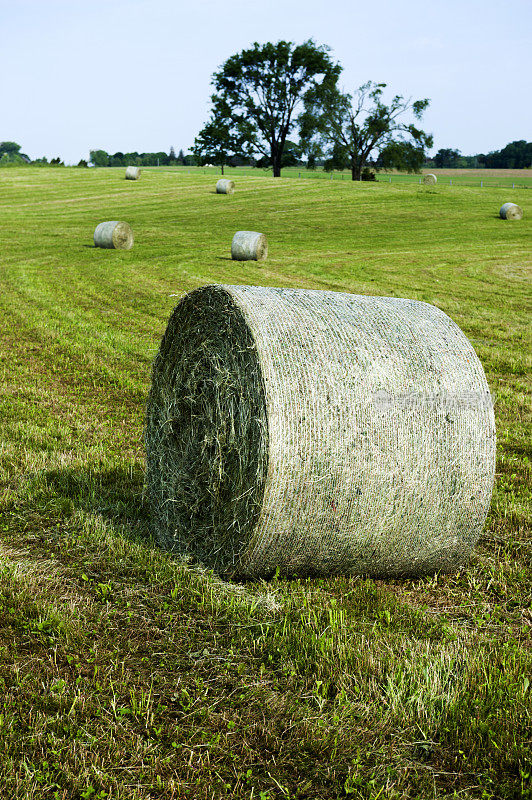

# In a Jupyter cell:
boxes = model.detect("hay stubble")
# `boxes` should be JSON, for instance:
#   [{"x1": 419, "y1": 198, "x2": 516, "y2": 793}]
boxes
[{"x1": 0, "y1": 166, "x2": 529, "y2": 800}]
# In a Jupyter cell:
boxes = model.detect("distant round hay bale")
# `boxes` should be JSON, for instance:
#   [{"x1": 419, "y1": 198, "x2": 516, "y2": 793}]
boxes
[
  {"x1": 423, "y1": 173, "x2": 437, "y2": 185},
  {"x1": 231, "y1": 231, "x2": 268, "y2": 261},
  {"x1": 216, "y1": 178, "x2": 235, "y2": 194},
  {"x1": 93, "y1": 221, "x2": 134, "y2": 250},
  {"x1": 145, "y1": 284, "x2": 496, "y2": 579},
  {"x1": 125, "y1": 166, "x2": 141, "y2": 180},
  {"x1": 499, "y1": 202, "x2": 523, "y2": 220}
]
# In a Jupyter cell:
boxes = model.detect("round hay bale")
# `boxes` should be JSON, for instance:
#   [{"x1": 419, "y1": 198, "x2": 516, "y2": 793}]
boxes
[
  {"x1": 216, "y1": 178, "x2": 235, "y2": 194},
  {"x1": 423, "y1": 173, "x2": 437, "y2": 185},
  {"x1": 125, "y1": 166, "x2": 141, "y2": 180},
  {"x1": 145, "y1": 284, "x2": 496, "y2": 579},
  {"x1": 499, "y1": 202, "x2": 523, "y2": 220},
  {"x1": 231, "y1": 231, "x2": 268, "y2": 261},
  {"x1": 93, "y1": 221, "x2": 134, "y2": 250}
]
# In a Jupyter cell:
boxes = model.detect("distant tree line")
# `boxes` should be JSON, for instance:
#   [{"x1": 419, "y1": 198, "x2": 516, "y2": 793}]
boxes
[
  {"x1": 3, "y1": 134, "x2": 531, "y2": 174},
  {"x1": 429, "y1": 140, "x2": 531, "y2": 169},
  {"x1": 3, "y1": 134, "x2": 529, "y2": 174},
  {"x1": 479, "y1": 140, "x2": 532, "y2": 168},
  {"x1": 88, "y1": 147, "x2": 196, "y2": 167}
]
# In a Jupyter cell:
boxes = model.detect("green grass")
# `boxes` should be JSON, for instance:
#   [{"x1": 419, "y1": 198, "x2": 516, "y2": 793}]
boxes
[
  {"x1": 146, "y1": 164, "x2": 532, "y2": 189},
  {"x1": 0, "y1": 166, "x2": 530, "y2": 800}
]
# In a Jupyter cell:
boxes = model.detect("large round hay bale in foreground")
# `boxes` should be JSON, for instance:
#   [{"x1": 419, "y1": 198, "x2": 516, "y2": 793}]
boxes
[
  {"x1": 500, "y1": 202, "x2": 523, "y2": 220},
  {"x1": 231, "y1": 231, "x2": 268, "y2": 261},
  {"x1": 93, "y1": 221, "x2": 134, "y2": 250},
  {"x1": 146, "y1": 284, "x2": 496, "y2": 579},
  {"x1": 423, "y1": 173, "x2": 437, "y2": 185},
  {"x1": 216, "y1": 178, "x2": 235, "y2": 194},
  {"x1": 125, "y1": 166, "x2": 141, "y2": 180}
]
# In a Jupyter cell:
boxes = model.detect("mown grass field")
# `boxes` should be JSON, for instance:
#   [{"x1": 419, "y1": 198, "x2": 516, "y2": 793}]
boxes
[
  {"x1": 154, "y1": 165, "x2": 532, "y2": 189},
  {"x1": 0, "y1": 166, "x2": 530, "y2": 800}
]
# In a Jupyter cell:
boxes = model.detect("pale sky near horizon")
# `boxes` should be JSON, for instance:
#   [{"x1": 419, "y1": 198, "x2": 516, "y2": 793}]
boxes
[{"x1": 2, "y1": 0, "x2": 531, "y2": 164}]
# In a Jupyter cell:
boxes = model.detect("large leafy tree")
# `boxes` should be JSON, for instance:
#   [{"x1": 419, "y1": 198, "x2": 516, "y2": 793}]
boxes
[
  {"x1": 434, "y1": 148, "x2": 461, "y2": 168},
  {"x1": 301, "y1": 81, "x2": 432, "y2": 180},
  {"x1": 193, "y1": 115, "x2": 245, "y2": 174},
  {"x1": 198, "y1": 40, "x2": 341, "y2": 177},
  {"x1": 0, "y1": 141, "x2": 22, "y2": 155},
  {"x1": 0, "y1": 141, "x2": 30, "y2": 165},
  {"x1": 89, "y1": 149, "x2": 110, "y2": 167}
]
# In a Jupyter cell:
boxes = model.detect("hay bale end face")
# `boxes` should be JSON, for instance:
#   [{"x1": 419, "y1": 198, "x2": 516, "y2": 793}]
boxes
[
  {"x1": 216, "y1": 178, "x2": 235, "y2": 194},
  {"x1": 93, "y1": 221, "x2": 134, "y2": 250},
  {"x1": 146, "y1": 284, "x2": 496, "y2": 579},
  {"x1": 231, "y1": 231, "x2": 268, "y2": 261},
  {"x1": 125, "y1": 166, "x2": 141, "y2": 180},
  {"x1": 500, "y1": 202, "x2": 523, "y2": 220},
  {"x1": 423, "y1": 173, "x2": 437, "y2": 185}
]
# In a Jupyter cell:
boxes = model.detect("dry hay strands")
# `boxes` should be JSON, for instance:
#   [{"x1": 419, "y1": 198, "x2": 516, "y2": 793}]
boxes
[
  {"x1": 145, "y1": 284, "x2": 496, "y2": 580},
  {"x1": 423, "y1": 173, "x2": 437, "y2": 185},
  {"x1": 231, "y1": 231, "x2": 268, "y2": 261},
  {"x1": 93, "y1": 221, "x2": 134, "y2": 250},
  {"x1": 216, "y1": 178, "x2": 235, "y2": 194},
  {"x1": 125, "y1": 166, "x2": 141, "y2": 180},
  {"x1": 500, "y1": 202, "x2": 523, "y2": 220}
]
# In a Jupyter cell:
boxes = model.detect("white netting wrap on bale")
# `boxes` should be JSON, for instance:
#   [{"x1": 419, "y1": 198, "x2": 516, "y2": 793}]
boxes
[
  {"x1": 500, "y1": 202, "x2": 523, "y2": 220},
  {"x1": 146, "y1": 285, "x2": 496, "y2": 579},
  {"x1": 423, "y1": 173, "x2": 437, "y2": 185},
  {"x1": 231, "y1": 231, "x2": 268, "y2": 261},
  {"x1": 216, "y1": 179, "x2": 235, "y2": 194},
  {"x1": 125, "y1": 166, "x2": 141, "y2": 180},
  {"x1": 93, "y1": 221, "x2": 134, "y2": 250}
]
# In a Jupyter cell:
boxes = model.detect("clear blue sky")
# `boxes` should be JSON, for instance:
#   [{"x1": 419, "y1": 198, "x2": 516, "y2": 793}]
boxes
[{"x1": 2, "y1": 0, "x2": 530, "y2": 164}]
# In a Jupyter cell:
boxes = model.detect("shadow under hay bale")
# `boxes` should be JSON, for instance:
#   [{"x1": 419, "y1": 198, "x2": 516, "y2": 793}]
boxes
[
  {"x1": 423, "y1": 173, "x2": 437, "y2": 185},
  {"x1": 94, "y1": 221, "x2": 134, "y2": 250},
  {"x1": 145, "y1": 285, "x2": 496, "y2": 580},
  {"x1": 500, "y1": 202, "x2": 523, "y2": 220},
  {"x1": 125, "y1": 166, "x2": 141, "y2": 180},
  {"x1": 231, "y1": 231, "x2": 267, "y2": 261},
  {"x1": 216, "y1": 178, "x2": 235, "y2": 194}
]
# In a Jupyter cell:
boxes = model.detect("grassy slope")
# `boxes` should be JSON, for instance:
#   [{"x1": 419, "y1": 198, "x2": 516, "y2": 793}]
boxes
[
  {"x1": 147, "y1": 165, "x2": 532, "y2": 188},
  {"x1": 0, "y1": 167, "x2": 530, "y2": 800}
]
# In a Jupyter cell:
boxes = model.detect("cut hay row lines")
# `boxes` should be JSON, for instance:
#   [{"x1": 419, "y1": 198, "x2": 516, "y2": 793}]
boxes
[{"x1": 0, "y1": 166, "x2": 530, "y2": 800}]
